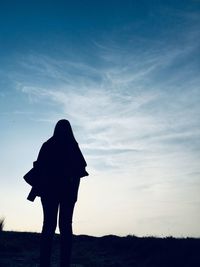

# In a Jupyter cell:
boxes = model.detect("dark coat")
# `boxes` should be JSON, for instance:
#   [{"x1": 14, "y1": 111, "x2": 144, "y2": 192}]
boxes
[{"x1": 24, "y1": 136, "x2": 88, "y2": 201}]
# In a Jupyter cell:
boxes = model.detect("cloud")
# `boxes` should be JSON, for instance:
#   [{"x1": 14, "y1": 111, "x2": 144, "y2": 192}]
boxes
[{"x1": 14, "y1": 21, "x2": 200, "y2": 189}]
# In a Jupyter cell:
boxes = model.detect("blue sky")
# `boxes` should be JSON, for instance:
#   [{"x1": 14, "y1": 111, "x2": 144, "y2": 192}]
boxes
[{"x1": 0, "y1": 0, "x2": 200, "y2": 237}]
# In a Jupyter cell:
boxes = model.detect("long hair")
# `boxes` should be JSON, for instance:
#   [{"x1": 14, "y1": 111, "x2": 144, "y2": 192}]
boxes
[{"x1": 53, "y1": 119, "x2": 77, "y2": 144}]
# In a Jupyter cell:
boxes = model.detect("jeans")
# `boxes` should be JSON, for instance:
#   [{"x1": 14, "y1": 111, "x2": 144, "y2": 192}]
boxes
[{"x1": 40, "y1": 178, "x2": 80, "y2": 267}]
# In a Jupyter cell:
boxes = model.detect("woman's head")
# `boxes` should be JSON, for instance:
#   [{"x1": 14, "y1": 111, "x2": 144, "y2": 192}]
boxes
[{"x1": 53, "y1": 119, "x2": 75, "y2": 142}]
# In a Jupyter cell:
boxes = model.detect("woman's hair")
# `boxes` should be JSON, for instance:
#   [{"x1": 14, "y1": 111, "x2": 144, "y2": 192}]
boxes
[{"x1": 53, "y1": 119, "x2": 76, "y2": 143}]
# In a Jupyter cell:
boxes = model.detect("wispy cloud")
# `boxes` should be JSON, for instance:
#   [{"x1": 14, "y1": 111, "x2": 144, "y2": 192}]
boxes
[
  {"x1": 17, "y1": 34, "x2": 200, "y2": 185},
  {"x1": 2, "y1": 14, "x2": 197, "y2": 237}
]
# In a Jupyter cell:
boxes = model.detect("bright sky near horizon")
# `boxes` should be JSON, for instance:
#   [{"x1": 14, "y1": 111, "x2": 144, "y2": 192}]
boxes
[{"x1": 0, "y1": 0, "x2": 200, "y2": 237}]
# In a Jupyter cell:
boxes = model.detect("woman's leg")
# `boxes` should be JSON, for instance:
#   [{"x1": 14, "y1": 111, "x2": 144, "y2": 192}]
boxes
[
  {"x1": 58, "y1": 178, "x2": 80, "y2": 267},
  {"x1": 40, "y1": 195, "x2": 59, "y2": 267},
  {"x1": 59, "y1": 200, "x2": 75, "y2": 267}
]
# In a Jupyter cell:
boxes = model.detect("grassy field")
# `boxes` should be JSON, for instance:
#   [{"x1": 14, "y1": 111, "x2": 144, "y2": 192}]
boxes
[{"x1": 0, "y1": 231, "x2": 200, "y2": 267}]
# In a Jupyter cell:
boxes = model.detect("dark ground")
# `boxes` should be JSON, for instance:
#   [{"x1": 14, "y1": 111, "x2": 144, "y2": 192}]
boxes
[{"x1": 0, "y1": 231, "x2": 200, "y2": 267}]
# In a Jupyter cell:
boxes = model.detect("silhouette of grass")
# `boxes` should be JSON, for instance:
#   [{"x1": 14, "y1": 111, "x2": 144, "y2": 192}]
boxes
[
  {"x1": 0, "y1": 231, "x2": 200, "y2": 267},
  {"x1": 0, "y1": 217, "x2": 4, "y2": 232}
]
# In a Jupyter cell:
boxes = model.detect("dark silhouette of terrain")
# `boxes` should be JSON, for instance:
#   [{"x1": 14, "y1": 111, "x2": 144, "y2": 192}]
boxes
[{"x1": 0, "y1": 231, "x2": 200, "y2": 267}]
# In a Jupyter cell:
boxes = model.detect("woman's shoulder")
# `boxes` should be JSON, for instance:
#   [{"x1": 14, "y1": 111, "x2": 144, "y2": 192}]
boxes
[
  {"x1": 39, "y1": 137, "x2": 55, "y2": 152},
  {"x1": 43, "y1": 137, "x2": 54, "y2": 146}
]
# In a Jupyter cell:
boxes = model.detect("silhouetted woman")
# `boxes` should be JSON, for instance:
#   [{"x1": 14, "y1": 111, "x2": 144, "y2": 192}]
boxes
[{"x1": 28, "y1": 119, "x2": 88, "y2": 267}]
